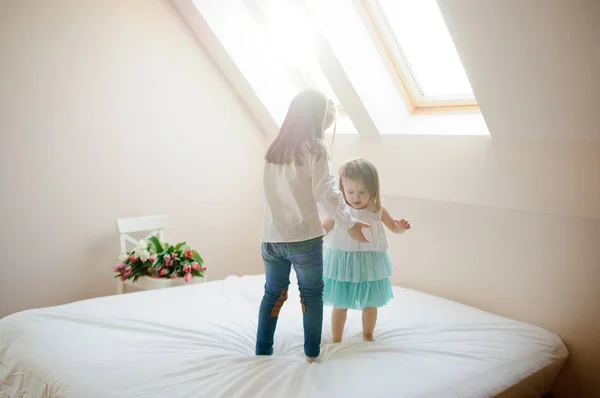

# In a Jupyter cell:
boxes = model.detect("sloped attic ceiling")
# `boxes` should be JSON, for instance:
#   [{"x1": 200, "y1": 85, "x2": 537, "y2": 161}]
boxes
[
  {"x1": 437, "y1": 0, "x2": 600, "y2": 143},
  {"x1": 173, "y1": 0, "x2": 490, "y2": 138},
  {"x1": 174, "y1": 0, "x2": 597, "y2": 142}
]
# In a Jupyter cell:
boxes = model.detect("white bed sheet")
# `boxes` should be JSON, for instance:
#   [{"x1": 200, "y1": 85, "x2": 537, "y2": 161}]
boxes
[{"x1": 0, "y1": 274, "x2": 568, "y2": 398}]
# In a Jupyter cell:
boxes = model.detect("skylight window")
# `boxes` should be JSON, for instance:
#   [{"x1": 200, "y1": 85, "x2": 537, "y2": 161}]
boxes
[
  {"x1": 378, "y1": 0, "x2": 473, "y2": 98},
  {"x1": 177, "y1": 0, "x2": 487, "y2": 136},
  {"x1": 364, "y1": 0, "x2": 477, "y2": 111}
]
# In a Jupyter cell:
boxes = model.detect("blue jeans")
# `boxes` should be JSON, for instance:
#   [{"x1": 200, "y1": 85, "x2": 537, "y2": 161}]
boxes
[{"x1": 256, "y1": 237, "x2": 324, "y2": 358}]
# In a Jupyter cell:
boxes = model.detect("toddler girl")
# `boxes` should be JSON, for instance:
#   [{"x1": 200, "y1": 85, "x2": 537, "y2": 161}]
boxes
[{"x1": 322, "y1": 158, "x2": 410, "y2": 342}]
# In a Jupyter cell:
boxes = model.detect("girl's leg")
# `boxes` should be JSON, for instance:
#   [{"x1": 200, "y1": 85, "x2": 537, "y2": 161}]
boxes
[
  {"x1": 362, "y1": 307, "x2": 377, "y2": 341},
  {"x1": 256, "y1": 243, "x2": 292, "y2": 356},
  {"x1": 290, "y1": 238, "x2": 324, "y2": 361},
  {"x1": 331, "y1": 308, "x2": 348, "y2": 343}
]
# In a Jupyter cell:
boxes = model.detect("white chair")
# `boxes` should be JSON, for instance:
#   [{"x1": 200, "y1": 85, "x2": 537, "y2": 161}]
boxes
[{"x1": 115, "y1": 215, "x2": 205, "y2": 294}]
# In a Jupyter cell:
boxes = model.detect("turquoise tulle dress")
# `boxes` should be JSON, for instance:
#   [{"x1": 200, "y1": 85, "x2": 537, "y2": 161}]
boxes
[{"x1": 323, "y1": 207, "x2": 394, "y2": 310}]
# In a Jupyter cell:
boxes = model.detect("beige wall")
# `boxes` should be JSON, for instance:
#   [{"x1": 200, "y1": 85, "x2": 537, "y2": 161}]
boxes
[
  {"x1": 438, "y1": 0, "x2": 600, "y2": 144},
  {"x1": 421, "y1": 2, "x2": 600, "y2": 393},
  {"x1": 0, "y1": 0, "x2": 266, "y2": 318},
  {"x1": 329, "y1": 134, "x2": 600, "y2": 397},
  {"x1": 328, "y1": 134, "x2": 600, "y2": 220}
]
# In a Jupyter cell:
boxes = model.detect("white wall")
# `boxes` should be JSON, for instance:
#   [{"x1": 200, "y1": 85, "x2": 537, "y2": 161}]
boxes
[
  {"x1": 0, "y1": 0, "x2": 266, "y2": 318},
  {"x1": 438, "y1": 0, "x2": 600, "y2": 143},
  {"x1": 328, "y1": 134, "x2": 600, "y2": 220}
]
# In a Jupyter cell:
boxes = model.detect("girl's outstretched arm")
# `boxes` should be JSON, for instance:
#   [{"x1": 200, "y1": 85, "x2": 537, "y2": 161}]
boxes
[
  {"x1": 322, "y1": 217, "x2": 335, "y2": 234},
  {"x1": 382, "y1": 206, "x2": 411, "y2": 234}
]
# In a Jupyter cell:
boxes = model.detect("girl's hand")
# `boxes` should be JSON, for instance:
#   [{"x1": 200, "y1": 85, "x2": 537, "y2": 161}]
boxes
[
  {"x1": 393, "y1": 219, "x2": 410, "y2": 233},
  {"x1": 322, "y1": 218, "x2": 335, "y2": 234},
  {"x1": 348, "y1": 222, "x2": 371, "y2": 243}
]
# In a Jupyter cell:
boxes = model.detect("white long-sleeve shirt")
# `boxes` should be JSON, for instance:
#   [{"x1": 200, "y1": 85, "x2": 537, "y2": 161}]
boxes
[{"x1": 261, "y1": 155, "x2": 357, "y2": 243}]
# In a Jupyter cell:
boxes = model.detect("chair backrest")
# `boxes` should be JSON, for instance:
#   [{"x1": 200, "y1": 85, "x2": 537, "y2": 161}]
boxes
[{"x1": 116, "y1": 215, "x2": 168, "y2": 255}]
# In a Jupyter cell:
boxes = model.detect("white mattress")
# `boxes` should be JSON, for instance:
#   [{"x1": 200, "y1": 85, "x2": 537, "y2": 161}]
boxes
[{"x1": 0, "y1": 274, "x2": 568, "y2": 398}]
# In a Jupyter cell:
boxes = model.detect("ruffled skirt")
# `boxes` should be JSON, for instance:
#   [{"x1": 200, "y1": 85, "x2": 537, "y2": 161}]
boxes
[{"x1": 323, "y1": 248, "x2": 394, "y2": 310}]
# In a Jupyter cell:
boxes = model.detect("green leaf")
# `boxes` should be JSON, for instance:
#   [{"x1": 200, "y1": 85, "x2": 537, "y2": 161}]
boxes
[
  {"x1": 147, "y1": 236, "x2": 163, "y2": 253},
  {"x1": 192, "y1": 250, "x2": 203, "y2": 264},
  {"x1": 174, "y1": 242, "x2": 187, "y2": 251}
]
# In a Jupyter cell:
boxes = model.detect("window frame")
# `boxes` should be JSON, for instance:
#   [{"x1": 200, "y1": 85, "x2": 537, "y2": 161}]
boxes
[{"x1": 359, "y1": 0, "x2": 479, "y2": 115}]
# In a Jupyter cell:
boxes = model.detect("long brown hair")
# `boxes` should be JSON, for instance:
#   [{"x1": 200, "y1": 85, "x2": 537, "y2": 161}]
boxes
[
  {"x1": 265, "y1": 89, "x2": 336, "y2": 166},
  {"x1": 338, "y1": 158, "x2": 382, "y2": 211}
]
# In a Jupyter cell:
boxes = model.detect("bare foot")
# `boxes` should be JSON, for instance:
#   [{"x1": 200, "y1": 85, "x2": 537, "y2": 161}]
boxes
[
  {"x1": 306, "y1": 356, "x2": 319, "y2": 364},
  {"x1": 331, "y1": 338, "x2": 342, "y2": 344},
  {"x1": 363, "y1": 334, "x2": 374, "y2": 342}
]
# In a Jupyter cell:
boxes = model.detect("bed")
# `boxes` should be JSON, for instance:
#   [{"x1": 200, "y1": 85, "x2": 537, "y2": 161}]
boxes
[{"x1": 0, "y1": 274, "x2": 568, "y2": 397}]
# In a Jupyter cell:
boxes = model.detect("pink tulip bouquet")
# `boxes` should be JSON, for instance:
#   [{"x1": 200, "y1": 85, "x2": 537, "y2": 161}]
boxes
[{"x1": 114, "y1": 236, "x2": 207, "y2": 283}]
